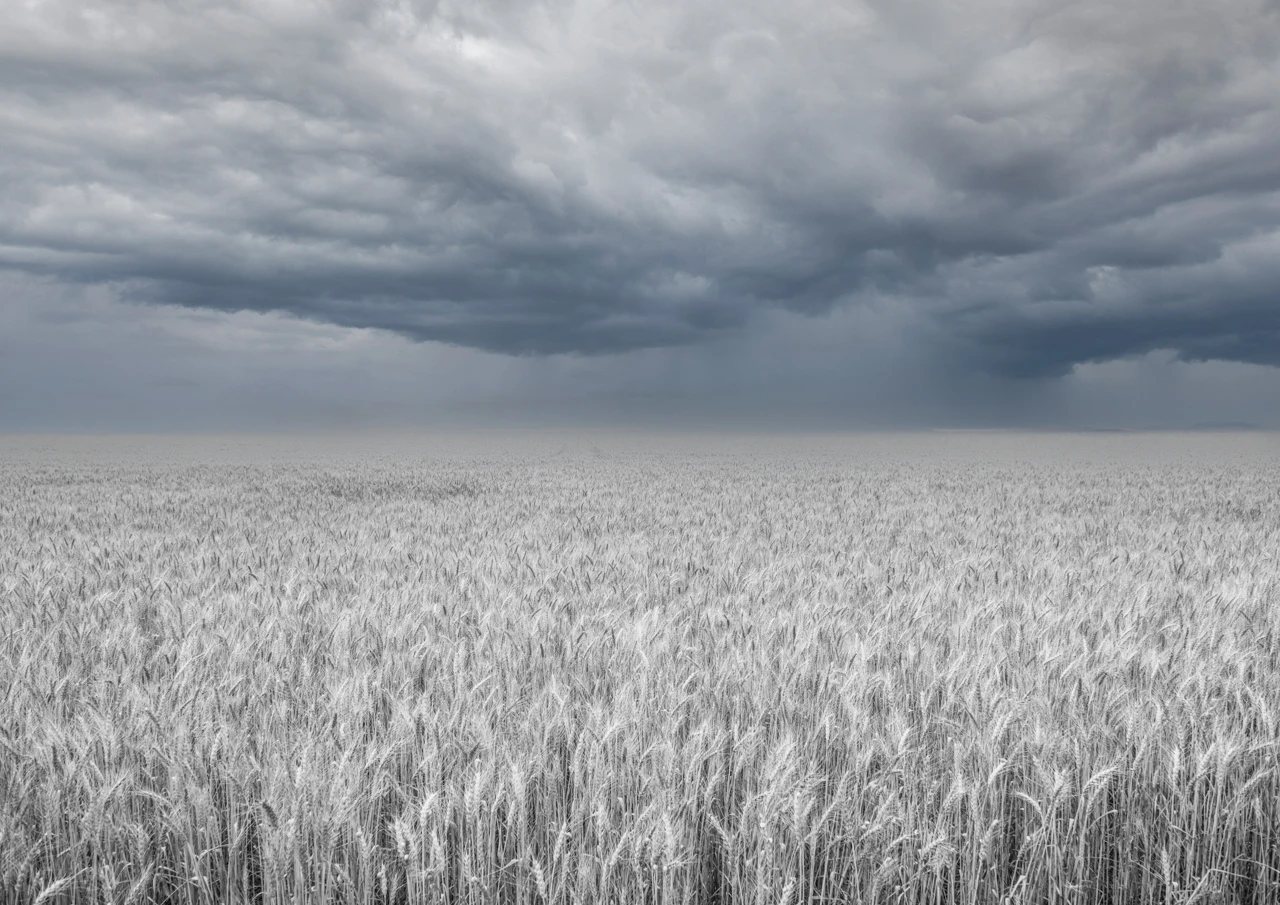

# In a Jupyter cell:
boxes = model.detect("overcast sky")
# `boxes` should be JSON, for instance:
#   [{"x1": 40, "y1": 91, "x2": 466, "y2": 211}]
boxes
[{"x1": 2, "y1": 0, "x2": 1278, "y2": 430}]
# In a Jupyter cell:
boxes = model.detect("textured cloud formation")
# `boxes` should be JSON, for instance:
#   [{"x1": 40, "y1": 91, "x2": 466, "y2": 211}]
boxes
[
  {"x1": 6, "y1": 272, "x2": 1280, "y2": 432},
  {"x1": 2, "y1": 0, "x2": 1278, "y2": 375}
]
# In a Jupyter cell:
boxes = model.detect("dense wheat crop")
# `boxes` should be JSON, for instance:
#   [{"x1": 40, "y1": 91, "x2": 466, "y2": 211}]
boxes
[{"x1": 2, "y1": 431, "x2": 1279, "y2": 905}]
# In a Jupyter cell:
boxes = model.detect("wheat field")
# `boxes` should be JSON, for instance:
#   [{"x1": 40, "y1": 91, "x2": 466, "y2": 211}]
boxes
[{"x1": 2, "y1": 431, "x2": 1278, "y2": 905}]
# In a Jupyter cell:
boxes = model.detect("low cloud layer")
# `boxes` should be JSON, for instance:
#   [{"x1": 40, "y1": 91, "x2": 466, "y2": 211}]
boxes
[
  {"x1": 5, "y1": 273, "x2": 1280, "y2": 432},
  {"x1": 2, "y1": 0, "x2": 1279, "y2": 384}
]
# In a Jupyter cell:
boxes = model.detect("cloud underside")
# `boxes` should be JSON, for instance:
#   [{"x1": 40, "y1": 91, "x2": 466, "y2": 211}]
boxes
[{"x1": 2, "y1": 0, "x2": 1278, "y2": 375}]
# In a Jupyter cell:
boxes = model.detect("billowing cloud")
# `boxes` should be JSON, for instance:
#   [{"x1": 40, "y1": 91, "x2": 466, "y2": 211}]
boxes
[{"x1": 1, "y1": 0, "x2": 1278, "y2": 374}]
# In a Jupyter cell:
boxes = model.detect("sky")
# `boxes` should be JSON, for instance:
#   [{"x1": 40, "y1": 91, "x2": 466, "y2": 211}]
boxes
[{"x1": 2, "y1": 0, "x2": 1278, "y2": 430}]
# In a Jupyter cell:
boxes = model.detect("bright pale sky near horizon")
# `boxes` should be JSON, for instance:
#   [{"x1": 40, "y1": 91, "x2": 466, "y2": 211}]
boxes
[{"x1": 1, "y1": 0, "x2": 1278, "y2": 430}]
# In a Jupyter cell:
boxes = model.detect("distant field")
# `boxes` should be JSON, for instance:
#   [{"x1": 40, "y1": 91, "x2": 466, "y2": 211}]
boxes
[{"x1": 2, "y1": 432, "x2": 1279, "y2": 905}]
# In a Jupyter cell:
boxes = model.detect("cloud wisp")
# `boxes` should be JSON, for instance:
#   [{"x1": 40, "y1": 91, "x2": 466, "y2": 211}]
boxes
[{"x1": 1, "y1": 0, "x2": 1278, "y2": 375}]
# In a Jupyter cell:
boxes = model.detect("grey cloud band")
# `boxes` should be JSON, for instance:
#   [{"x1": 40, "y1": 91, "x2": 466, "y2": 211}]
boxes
[{"x1": 2, "y1": 0, "x2": 1277, "y2": 373}]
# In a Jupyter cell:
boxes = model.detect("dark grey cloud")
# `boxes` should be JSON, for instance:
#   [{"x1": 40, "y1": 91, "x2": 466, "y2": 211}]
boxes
[
  {"x1": 1, "y1": 0, "x2": 1278, "y2": 374},
  {"x1": 3, "y1": 272, "x2": 1280, "y2": 431}
]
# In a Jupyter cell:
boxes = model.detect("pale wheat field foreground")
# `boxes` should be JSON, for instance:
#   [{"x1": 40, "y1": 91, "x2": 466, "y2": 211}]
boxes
[{"x1": 3, "y1": 432, "x2": 1279, "y2": 905}]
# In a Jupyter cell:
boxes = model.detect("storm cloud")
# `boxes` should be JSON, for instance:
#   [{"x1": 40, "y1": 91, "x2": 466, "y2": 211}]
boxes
[{"x1": 2, "y1": 0, "x2": 1279, "y2": 376}]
